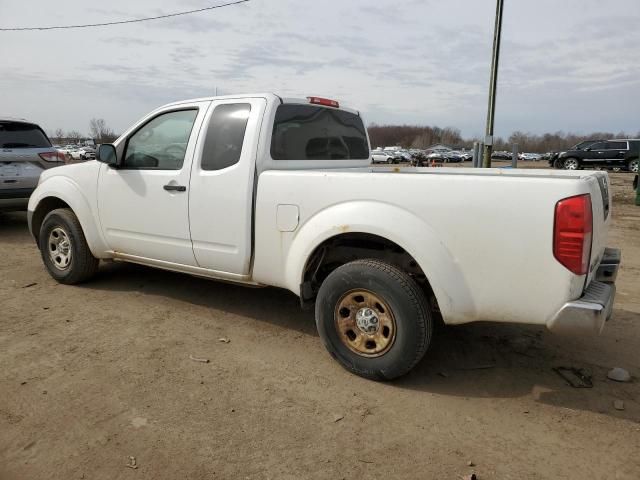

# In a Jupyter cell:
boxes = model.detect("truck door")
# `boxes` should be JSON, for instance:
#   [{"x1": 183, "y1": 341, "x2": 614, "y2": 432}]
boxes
[
  {"x1": 97, "y1": 102, "x2": 210, "y2": 265},
  {"x1": 188, "y1": 97, "x2": 267, "y2": 275}
]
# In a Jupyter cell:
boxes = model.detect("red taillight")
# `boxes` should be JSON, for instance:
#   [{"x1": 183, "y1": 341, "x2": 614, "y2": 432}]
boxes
[
  {"x1": 553, "y1": 194, "x2": 593, "y2": 275},
  {"x1": 39, "y1": 151, "x2": 65, "y2": 163},
  {"x1": 308, "y1": 96, "x2": 339, "y2": 108}
]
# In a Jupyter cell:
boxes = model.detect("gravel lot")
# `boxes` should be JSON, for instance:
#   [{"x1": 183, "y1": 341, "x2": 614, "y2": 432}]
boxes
[{"x1": 1, "y1": 167, "x2": 639, "y2": 480}]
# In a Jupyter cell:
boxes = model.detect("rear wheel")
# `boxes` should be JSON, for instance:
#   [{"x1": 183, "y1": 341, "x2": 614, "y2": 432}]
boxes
[
  {"x1": 39, "y1": 208, "x2": 99, "y2": 284},
  {"x1": 563, "y1": 158, "x2": 580, "y2": 170},
  {"x1": 629, "y1": 159, "x2": 639, "y2": 173},
  {"x1": 315, "y1": 259, "x2": 432, "y2": 380}
]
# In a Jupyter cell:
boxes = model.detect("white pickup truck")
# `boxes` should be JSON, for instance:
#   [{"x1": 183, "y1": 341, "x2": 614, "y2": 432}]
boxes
[{"x1": 28, "y1": 93, "x2": 620, "y2": 380}]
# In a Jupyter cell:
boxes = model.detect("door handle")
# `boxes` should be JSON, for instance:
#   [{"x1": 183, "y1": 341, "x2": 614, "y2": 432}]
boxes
[{"x1": 163, "y1": 184, "x2": 186, "y2": 192}]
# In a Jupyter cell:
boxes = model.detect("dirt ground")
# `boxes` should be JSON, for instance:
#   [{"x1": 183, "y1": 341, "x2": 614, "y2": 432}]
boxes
[{"x1": 1, "y1": 165, "x2": 639, "y2": 480}]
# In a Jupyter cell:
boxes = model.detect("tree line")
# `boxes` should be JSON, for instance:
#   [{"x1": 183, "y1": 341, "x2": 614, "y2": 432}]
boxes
[
  {"x1": 368, "y1": 124, "x2": 640, "y2": 153},
  {"x1": 49, "y1": 118, "x2": 118, "y2": 144}
]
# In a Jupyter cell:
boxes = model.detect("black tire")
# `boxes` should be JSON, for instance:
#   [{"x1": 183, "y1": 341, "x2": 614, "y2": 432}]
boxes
[
  {"x1": 39, "y1": 208, "x2": 99, "y2": 284},
  {"x1": 629, "y1": 158, "x2": 639, "y2": 174},
  {"x1": 315, "y1": 259, "x2": 432, "y2": 380},
  {"x1": 387, "y1": 158, "x2": 392, "y2": 164}
]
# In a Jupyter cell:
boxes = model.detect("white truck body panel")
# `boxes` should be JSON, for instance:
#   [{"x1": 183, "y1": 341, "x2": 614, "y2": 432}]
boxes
[
  {"x1": 28, "y1": 93, "x2": 617, "y2": 335},
  {"x1": 252, "y1": 168, "x2": 609, "y2": 326}
]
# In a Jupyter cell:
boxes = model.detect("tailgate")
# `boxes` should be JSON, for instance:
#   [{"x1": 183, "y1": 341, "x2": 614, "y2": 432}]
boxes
[{"x1": 585, "y1": 172, "x2": 611, "y2": 285}]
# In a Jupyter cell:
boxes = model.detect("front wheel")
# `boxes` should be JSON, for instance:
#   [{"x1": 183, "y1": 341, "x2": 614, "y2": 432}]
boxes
[
  {"x1": 563, "y1": 158, "x2": 580, "y2": 170},
  {"x1": 629, "y1": 159, "x2": 639, "y2": 173},
  {"x1": 315, "y1": 259, "x2": 432, "y2": 380},
  {"x1": 39, "y1": 208, "x2": 99, "y2": 284}
]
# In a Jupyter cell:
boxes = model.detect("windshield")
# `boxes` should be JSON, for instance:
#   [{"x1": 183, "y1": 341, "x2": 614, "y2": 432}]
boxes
[
  {"x1": 0, "y1": 121, "x2": 51, "y2": 148},
  {"x1": 271, "y1": 105, "x2": 369, "y2": 160}
]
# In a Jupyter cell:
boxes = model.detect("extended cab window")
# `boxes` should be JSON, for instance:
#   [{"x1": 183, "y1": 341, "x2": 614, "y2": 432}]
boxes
[
  {"x1": 123, "y1": 109, "x2": 197, "y2": 170},
  {"x1": 201, "y1": 104, "x2": 251, "y2": 171},
  {"x1": 0, "y1": 121, "x2": 51, "y2": 148},
  {"x1": 271, "y1": 105, "x2": 369, "y2": 160}
]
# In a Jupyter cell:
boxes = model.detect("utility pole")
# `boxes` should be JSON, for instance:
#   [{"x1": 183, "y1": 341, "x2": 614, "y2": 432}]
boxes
[{"x1": 482, "y1": 0, "x2": 505, "y2": 168}]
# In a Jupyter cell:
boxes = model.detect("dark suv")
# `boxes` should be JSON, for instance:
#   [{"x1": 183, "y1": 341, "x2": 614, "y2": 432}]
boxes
[
  {"x1": 548, "y1": 140, "x2": 602, "y2": 169},
  {"x1": 558, "y1": 139, "x2": 639, "y2": 173},
  {"x1": 1, "y1": 118, "x2": 66, "y2": 211}
]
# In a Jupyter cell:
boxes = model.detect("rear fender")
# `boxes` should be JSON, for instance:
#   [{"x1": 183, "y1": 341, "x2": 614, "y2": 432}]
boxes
[{"x1": 284, "y1": 201, "x2": 476, "y2": 324}]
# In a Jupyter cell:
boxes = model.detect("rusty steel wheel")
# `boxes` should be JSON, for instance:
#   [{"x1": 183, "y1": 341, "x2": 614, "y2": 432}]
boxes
[
  {"x1": 316, "y1": 259, "x2": 432, "y2": 380},
  {"x1": 335, "y1": 289, "x2": 396, "y2": 357}
]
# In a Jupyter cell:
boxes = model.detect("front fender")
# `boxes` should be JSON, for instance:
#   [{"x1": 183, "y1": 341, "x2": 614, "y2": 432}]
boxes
[
  {"x1": 283, "y1": 201, "x2": 477, "y2": 325},
  {"x1": 28, "y1": 176, "x2": 110, "y2": 258}
]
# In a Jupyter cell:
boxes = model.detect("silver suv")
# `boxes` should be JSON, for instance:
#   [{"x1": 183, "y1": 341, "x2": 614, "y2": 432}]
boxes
[{"x1": 1, "y1": 118, "x2": 65, "y2": 211}]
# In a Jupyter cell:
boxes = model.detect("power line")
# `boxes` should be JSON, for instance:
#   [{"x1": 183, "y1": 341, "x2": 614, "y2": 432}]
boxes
[{"x1": 0, "y1": 0, "x2": 250, "y2": 31}]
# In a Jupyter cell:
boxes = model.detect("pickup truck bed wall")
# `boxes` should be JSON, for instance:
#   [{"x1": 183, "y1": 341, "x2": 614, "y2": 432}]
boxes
[{"x1": 253, "y1": 168, "x2": 610, "y2": 327}]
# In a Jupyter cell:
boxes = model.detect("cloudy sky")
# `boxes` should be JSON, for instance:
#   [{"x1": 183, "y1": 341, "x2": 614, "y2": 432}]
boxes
[{"x1": 1, "y1": 0, "x2": 639, "y2": 139}]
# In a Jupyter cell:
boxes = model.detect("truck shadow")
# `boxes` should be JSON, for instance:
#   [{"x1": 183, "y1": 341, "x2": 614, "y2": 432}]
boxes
[
  {"x1": 83, "y1": 261, "x2": 640, "y2": 423},
  {"x1": 84, "y1": 261, "x2": 318, "y2": 337},
  {"x1": 398, "y1": 316, "x2": 640, "y2": 423}
]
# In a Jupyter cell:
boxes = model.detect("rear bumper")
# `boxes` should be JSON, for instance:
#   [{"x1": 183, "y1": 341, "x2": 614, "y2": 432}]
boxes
[{"x1": 547, "y1": 248, "x2": 620, "y2": 334}]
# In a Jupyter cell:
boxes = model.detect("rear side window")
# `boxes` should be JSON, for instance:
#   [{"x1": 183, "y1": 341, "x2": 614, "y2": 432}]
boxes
[
  {"x1": 201, "y1": 104, "x2": 251, "y2": 171},
  {"x1": 0, "y1": 121, "x2": 51, "y2": 148},
  {"x1": 271, "y1": 105, "x2": 369, "y2": 160},
  {"x1": 605, "y1": 141, "x2": 626, "y2": 150}
]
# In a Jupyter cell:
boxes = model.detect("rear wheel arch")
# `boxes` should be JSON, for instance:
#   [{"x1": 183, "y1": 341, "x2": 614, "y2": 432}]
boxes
[{"x1": 300, "y1": 232, "x2": 442, "y2": 322}]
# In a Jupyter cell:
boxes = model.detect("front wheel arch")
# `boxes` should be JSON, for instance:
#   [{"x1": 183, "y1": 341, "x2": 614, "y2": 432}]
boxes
[{"x1": 31, "y1": 196, "x2": 71, "y2": 243}]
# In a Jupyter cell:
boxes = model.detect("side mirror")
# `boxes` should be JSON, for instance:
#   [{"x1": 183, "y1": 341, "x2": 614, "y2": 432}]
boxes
[
  {"x1": 97, "y1": 144, "x2": 117, "y2": 166},
  {"x1": 585, "y1": 147, "x2": 592, "y2": 151}
]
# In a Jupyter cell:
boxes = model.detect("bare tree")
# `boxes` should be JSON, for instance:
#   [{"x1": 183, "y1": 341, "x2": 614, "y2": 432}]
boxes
[
  {"x1": 53, "y1": 128, "x2": 65, "y2": 144},
  {"x1": 369, "y1": 124, "x2": 636, "y2": 153},
  {"x1": 67, "y1": 130, "x2": 82, "y2": 144},
  {"x1": 89, "y1": 118, "x2": 117, "y2": 143}
]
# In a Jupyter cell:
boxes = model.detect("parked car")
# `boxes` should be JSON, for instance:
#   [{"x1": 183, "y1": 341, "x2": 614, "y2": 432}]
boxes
[
  {"x1": 491, "y1": 151, "x2": 512, "y2": 160},
  {"x1": 519, "y1": 153, "x2": 542, "y2": 161},
  {"x1": 444, "y1": 151, "x2": 464, "y2": 163},
  {"x1": 549, "y1": 140, "x2": 604, "y2": 169},
  {"x1": 68, "y1": 146, "x2": 96, "y2": 161},
  {"x1": 459, "y1": 151, "x2": 473, "y2": 161},
  {"x1": 28, "y1": 93, "x2": 619, "y2": 380},
  {"x1": 425, "y1": 151, "x2": 448, "y2": 162},
  {"x1": 387, "y1": 150, "x2": 412, "y2": 163},
  {"x1": 0, "y1": 117, "x2": 66, "y2": 211},
  {"x1": 371, "y1": 151, "x2": 395, "y2": 164},
  {"x1": 559, "y1": 139, "x2": 639, "y2": 172}
]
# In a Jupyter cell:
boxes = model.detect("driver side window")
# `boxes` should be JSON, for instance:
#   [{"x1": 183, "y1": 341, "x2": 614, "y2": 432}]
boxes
[{"x1": 123, "y1": 109, "x2": 198, "y2": 170}]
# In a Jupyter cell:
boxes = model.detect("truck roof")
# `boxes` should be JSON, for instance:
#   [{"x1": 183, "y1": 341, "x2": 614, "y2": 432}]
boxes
[{"x1": 162, "y1": 93, "x2": 360, "y2": 115}]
